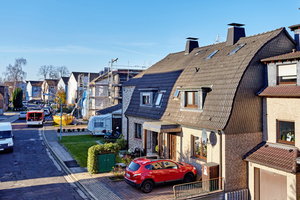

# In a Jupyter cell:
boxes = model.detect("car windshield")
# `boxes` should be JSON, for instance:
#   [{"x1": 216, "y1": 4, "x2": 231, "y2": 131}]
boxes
[
  {"x1": 128, "y1": 161, "x2": 141, "y2": 171},
  {"x1": 0, "y1": 131, "x2": 12, "y2": 139}
]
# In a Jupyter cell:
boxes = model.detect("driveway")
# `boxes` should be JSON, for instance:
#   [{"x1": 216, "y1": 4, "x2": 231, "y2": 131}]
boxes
[{"x1": 92, "y1": 172, "x2": 175, "y2": 200}]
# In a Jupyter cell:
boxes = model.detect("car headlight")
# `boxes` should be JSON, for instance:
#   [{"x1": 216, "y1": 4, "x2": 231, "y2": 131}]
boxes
[
  {"x1": 8, "y1": 141, "x2": 13, "y2": 146},
  {"x1": 193, "y1": 167, "x2": 196, "y2": 170}
]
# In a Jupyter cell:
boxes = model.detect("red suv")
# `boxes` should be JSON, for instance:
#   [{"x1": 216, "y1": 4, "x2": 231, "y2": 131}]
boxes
[{"x1": 124, "y1": 157, "x2": 197, "y2": 193}]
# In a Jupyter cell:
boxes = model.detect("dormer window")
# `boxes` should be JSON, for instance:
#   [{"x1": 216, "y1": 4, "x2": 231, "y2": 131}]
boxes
[
  {"x1": 277, "y1": 64, "x2": 297, "y2": 85},
  {"x1": 142, "y1": 92, "x2": 151, "y2": 105},
  {"x1": 179, "y1": 87, "x2": 211, "y2": 111},
  {"x1": 185, "y1": 91, "x2": 198, "y2": 108},
  {"x1": 139, "y1": 88, "x2": 158, "y2": 107}
]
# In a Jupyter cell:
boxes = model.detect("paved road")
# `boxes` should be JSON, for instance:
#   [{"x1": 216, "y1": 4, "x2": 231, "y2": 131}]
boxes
[{"x1": 0, "y1": 119, "x2": 83, "y2": 200}]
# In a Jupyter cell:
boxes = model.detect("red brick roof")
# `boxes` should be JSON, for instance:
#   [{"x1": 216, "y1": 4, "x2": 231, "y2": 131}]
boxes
[
  {"x1": 244, "y1": 143, "x2": 299, "y2": 173},
  {"x1": 258, "y1": 86, "x2": 300, "y2": 97},
  {"x1": 261, "y1": 50, "x2": 300, "y2": 62}
]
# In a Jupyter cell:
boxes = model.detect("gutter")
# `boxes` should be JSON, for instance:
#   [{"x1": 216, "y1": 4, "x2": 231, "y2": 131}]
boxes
[{"x1": 125, "y1": 114, "x2": 129, "y2": 149}]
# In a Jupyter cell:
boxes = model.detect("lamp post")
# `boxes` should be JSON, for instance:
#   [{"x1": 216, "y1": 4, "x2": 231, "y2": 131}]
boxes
[{"x1": 43, "y1": 93, "x2": 62, "y2": 140}]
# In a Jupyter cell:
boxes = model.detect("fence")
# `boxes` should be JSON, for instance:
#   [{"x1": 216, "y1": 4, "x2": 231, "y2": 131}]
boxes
[
  {"x1": 225, "y1": 189, "x2": 248, "y2": 200},
  {"x1": 173, "y1": 177, "x2": 224, "y2": 200}
]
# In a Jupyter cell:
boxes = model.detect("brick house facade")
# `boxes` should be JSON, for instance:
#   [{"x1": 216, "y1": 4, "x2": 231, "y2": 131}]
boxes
[{"x1": 123, "y1": 23, "x2": 296, "y2": 194}]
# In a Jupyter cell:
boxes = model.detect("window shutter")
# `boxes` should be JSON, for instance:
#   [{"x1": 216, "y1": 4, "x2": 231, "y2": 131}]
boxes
[{"x1": 278, "y1": 64, "x2": 296, "y2": 76}]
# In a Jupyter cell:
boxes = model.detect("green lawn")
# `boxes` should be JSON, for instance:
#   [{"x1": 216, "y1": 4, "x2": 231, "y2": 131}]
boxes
[{"x1": 59, "y1": 135, "x2": 105, "y2": 167}]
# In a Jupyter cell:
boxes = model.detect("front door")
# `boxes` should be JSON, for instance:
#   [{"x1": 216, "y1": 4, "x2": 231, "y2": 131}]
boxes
[{"x1": 170, "y1": 134, "x2": 176, "y2": 160}]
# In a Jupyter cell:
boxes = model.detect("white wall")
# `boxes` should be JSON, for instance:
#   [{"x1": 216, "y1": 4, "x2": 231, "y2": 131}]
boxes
[{"x1": 67, "y1": 74, "x2": 77, "y2": 104}]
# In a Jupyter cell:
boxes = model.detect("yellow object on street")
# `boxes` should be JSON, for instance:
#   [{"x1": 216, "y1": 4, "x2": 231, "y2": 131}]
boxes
[{"x1": 53, "y1": 113, "x2": 73, "y2": 125}]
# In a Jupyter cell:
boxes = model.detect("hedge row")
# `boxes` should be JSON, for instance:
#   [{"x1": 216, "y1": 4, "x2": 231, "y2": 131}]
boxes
[{"x1": 87, "y1": 143, "x2": 120, "y2": 174}]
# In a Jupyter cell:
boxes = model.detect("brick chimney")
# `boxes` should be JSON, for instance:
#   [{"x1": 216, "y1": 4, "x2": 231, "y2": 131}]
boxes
[
  {"x1": 288, "y1": 24, "x2": 300, "y2": 51},
  {"x1": 185, "y1": 37, "x2": 199, "y2": 54},
  {"x1": 226, "y1": 23, "x2": 245, "y2": 46}
]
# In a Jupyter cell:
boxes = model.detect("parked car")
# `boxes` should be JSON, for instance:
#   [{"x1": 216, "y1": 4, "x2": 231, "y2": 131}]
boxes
[
  {"x1": 44, "y1": 108, "x2": 50, "y2": 116},
  {"x1": 124, "y1": 158, "x2": 197, "y2": 193},
  {"x1": 19, "y1": 111, "x2": 27, "y2": 119},
  {"x1": 44, "y1": 106, "x2": 53, "y2": 113},
  {"x1": 22, "y1": 101, "x2": 28, "y2": 107}
]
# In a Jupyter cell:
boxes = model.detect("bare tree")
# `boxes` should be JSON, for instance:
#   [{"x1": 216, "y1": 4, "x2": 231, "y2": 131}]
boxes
[
  {"x1": 3, "y1": 58, "x2": 27, "y2": 91},
  {"x1": 57, "y1": 66, "x2": 70, "y2": 78},
  {"x1": 37, "y1": 65, "x2": 49, "y2": 79},
  {"x1": 48, "y1": 65, "x2": 59, "y2": 80},
  {"x1": 0, "y1": 76, "x2": 3, "y2": 84}
]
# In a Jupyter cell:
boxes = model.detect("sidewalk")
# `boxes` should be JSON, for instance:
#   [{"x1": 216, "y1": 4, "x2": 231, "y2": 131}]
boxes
[
  {"x1": 0, "y1": 112, "x2": 19, "y2": 123},
  {"x1": 42, "y1": 124, "x2": 123, "y2": 200}
]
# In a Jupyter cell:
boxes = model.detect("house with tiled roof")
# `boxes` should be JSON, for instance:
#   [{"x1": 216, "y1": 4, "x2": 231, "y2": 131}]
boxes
[
  {"x1": 41, "y1": 79, "x2": 59, "y2": 101},
  {"x1": 67, "y1": 72, "x2": 99, "y2": 104},
  {"x1": 26, "y1": 81, "x2": 43, "y2": 101},
  {"x1": 123, "y1": 23, "x2": 296, "y2": 196},
  {"x1": 244, "y1": 23, "x2": 300, "y2": 200}
]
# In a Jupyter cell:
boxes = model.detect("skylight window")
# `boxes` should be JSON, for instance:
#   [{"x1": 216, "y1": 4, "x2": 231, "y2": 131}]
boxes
[
  {"x1": 174, "y1": 89, "x2": 179, "y2": 98},
  {"x1": 155, "y1": 92, "x2": 163, "y2": 106},
  {"x1": 228, "y1": 43, "x2": 246, "y2": 55},
  {"x1": 204, "y1": 50, "x2": 219, "y2": 60},
  {"x1": 195, "y1": 50, "x2": 204, "y2": 56}
]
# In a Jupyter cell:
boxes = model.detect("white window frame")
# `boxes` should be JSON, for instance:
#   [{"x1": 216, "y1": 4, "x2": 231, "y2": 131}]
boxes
[
  {"x1": 140, "y1": 92, "x2": 153, "y2": 106},
  {"x1": 277, "y1": 64, "x2": 297, "y2": 85}
]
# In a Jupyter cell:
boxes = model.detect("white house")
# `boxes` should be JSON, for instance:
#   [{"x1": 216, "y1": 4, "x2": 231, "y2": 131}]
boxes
[
  {"x1": 67, "y1": 72, "x2": 99, "y2": 105},
  {"x1": 41, "y1": 79, "x2": 59, "y2": 101},
  {"x1": 26, "y1": 81, "x2": 43, "y2": 101}
]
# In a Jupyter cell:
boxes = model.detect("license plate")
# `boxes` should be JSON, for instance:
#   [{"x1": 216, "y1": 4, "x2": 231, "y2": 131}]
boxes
[
  {"x1": 0, "y1": 149, "x2": 4, "y2": 151},
  {"x1": 126, "y1": 173, "x2": 130, "y2": 177}
]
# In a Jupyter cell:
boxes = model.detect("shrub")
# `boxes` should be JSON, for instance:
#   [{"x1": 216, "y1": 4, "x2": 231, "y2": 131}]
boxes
[
  {"x1": 72, "y1": 129, "x2": 75, "y2": 132},
  {"x1": 82, "y1": 128, "x2": 85, "y2": 132},
  {"x1": 77, "y1": 128, "x2": 80, "y2": 132},
  {"x1": 68, "y1": 129, "x2": 72, "y2": 132},
  {"x1": 57, "y1": 129, "x2": 60, "y2": 133},
  {"x1": 111, "y1": 166, "x2": 124, "y2": 179},
  {"x1": 63, "y1": 129, "x2": 66, "y2": 132},
  {"x1": 87, "y1": 143, "x2": 121, "y2": 174},
  {"x1": 116, "y1": 136, "x2": 127, "y2": 149}
]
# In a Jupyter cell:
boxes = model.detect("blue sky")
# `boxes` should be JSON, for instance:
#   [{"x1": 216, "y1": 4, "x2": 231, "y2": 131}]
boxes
[{"x1": 0, "y1": 0, "x2": 299, "y2": 80}]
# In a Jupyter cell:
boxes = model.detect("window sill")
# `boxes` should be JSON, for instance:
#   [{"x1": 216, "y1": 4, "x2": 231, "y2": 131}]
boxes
[
  {"x1": 134, "y1": 138, "x2": 142, "y2": 141},
  {"x1": 180, "y1": 108, "x2": 203, "y2": 112}
]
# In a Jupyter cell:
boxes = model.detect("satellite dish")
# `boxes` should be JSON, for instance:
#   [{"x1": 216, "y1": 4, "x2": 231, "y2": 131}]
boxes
[
  {"x1": 202, "y1": 130, "x2": 207, "y2": 144},
  {"x1": 209, "y1": 131, "x2": 217, "y2": 146}
]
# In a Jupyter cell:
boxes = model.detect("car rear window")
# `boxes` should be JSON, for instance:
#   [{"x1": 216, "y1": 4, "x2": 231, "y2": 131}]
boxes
[{"x1": 128, "y1": 161, "x2": 141, "y2": 171}]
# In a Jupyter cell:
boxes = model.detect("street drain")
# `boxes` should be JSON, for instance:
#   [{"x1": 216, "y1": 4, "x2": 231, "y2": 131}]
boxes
[{"x1": 64, "y1": 160, "x2": 80, "y2": 168}]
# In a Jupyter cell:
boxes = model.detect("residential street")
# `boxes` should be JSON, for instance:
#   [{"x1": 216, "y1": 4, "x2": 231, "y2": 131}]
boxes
[{"x1": 0, "y1": 119, "x2": 83, "y2": 200}]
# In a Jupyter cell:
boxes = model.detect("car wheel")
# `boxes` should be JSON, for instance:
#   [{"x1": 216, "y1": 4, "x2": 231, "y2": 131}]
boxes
[
  {"x1": 141, "y1": 180, "x2": 154, "y2": 193},
  {"x1": 184, "y1": 173, "x2": 194, "y2": 183}
]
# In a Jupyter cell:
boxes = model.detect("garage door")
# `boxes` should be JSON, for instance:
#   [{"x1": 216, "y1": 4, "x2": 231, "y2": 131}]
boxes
[{"x1": 260, "y1": 169, "x2": 287, "y2": 200}]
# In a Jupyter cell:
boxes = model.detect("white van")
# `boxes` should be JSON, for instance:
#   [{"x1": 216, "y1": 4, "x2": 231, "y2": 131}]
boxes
[{"x1": 0, "y1": 122, "x2": 14, "y2": 152}]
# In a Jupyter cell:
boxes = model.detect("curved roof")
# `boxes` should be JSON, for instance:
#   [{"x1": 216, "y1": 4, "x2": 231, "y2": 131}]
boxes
[{"x1": 126, "y1": 28, "x2": 293, "y2": 130}]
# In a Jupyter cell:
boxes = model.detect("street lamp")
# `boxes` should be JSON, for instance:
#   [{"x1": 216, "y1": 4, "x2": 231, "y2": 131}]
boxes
[{"x1": 43, "y1": 93, "x2": 63, "y2": 140}]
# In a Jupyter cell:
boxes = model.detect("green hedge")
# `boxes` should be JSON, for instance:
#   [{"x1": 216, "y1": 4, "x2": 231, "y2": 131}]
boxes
[{"x1": 87, "y1": 143, "x2": 120, "y2": 174}]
